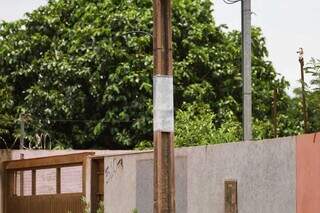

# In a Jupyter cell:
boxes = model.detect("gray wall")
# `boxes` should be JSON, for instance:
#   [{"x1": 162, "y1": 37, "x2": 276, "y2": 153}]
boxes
[
  {"x1": 188, "y1": 137, "x2": 296, "y2": 213},
  {"x1": 104, "y1": 137, "x2": 296, "y2": 213}
]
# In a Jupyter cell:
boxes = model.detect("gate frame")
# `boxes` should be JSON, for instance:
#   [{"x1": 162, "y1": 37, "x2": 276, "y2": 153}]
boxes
[{"x1": 2, "y1": 152, "x2": 94, "y2": 213}]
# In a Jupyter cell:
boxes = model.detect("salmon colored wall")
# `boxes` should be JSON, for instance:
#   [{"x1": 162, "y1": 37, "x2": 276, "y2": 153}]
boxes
[{"x1": 297, "y1": 133, "x2": 320, "y2": 213}]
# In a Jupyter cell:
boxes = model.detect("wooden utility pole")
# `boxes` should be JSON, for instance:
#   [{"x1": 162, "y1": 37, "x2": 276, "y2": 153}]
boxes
[
  {"x1": 242, "y1": 0, "x2": 252, "y2": 141},
  {"x1": 19, "y1": 113, "x2": 25, "y2": 149},
  {"x1": 153, "y1": 0, "x2": 175, "y2": 212},
  {"x1": 297, "y1": 48, "x2": 308, "y2": 133},
  {"x1": 272, "y1": 89, "x2": 278, "y2": 138},
  {"x1": 20, "y1": 154, "x2": 24, "y2": 196}
]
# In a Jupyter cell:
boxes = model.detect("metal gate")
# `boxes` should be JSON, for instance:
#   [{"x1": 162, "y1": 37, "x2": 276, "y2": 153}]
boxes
[
  {"x1": 90, "y1": 157, "x2": 104, "y2": 213},
  {"x1": 3, "y1": 152, "x2": 94, "y2": 213}
]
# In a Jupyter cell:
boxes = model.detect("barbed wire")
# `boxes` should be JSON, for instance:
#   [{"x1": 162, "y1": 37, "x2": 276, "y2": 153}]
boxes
[
  {"x1": 223, "y1": 0, "x2": 241, "y2": 4},
  {"x1": 0, "y1": 136, "x2": 9, "y2": 149},
  {"x1": 9, "y1": 115, "x2": 146, "y2": 124}
]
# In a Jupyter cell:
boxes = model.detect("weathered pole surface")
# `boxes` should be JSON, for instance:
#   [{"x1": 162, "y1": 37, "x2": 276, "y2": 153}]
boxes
[
  {"x1": 153, "y1": 0, "x2": 176, "y2": 212},
  {"x1": 20, "y1": 154, "x2": 24, "y2": 196},
  {"x1": 19, "y1": 114, "x2": 25, "y2": 149},
  {"x1": 298, "y1": 48, "x2": 308, "y2": 133},
  {"x1": 242, "y1": 0, "x2": 252, "y2": 141},
  {"x1": 272, "y1": 89, "x2": 278, "y2": 138}
]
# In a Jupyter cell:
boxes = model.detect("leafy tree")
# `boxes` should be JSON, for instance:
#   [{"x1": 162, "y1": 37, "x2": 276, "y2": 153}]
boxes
[
  {"x1": 307, "y1": 58, "x2": 320, "y2": 90},
  {"x1": 175, "y1": 102, "x2": 241, "y2": 147},
  {"x1": 305, "y1": 58, "x2": 320, "y2": 132},
  {"x1": 286, "y1": 58, "x2": 320, "y2": 135},
  {"x1": 0, "y1": 0, "x2": 292, "y2": 149},
  {"x1": 0, "y1": 75, "x2": 15, "y2": 147}
]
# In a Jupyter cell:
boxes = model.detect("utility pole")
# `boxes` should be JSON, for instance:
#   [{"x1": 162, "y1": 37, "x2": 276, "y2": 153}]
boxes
[
  {"x1": 19, "y1": 113, "x2": 25, "y2": 149},
  {"x1": 272, "y1": 89, "x2": 278, "y2": 138},
  {"x1": 20, "y1": 154, "x2": 24, "y2": 196},
  {"x1": 297, "y1": 48, "x2": 308, "y2": 133},
  {"x1": 153, "y1": 0, "x2": 175, "y2": 212},
  {"x1": 242, "y1": 0, "x2": 252, "y2": 141}
]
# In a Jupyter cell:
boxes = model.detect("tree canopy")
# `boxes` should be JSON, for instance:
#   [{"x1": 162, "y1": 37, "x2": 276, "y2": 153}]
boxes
[{"x1": 0, "y1": 0, "x2": 297, "y2": 149}]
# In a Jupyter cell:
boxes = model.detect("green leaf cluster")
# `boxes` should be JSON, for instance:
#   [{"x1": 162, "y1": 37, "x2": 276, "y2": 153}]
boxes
[
  {"x1": 175, "y1": 102, "x2": 241, "y2": 147},
  {"x1": 305, "y1": 58, "x2": 320, "y2": 132}
]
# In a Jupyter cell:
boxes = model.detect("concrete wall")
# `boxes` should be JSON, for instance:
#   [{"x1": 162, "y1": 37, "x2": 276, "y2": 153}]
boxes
[
  {"x1": 104, "y1": 137, "x2": 296, "y2": 213},
  {"x1": 296, "y1": 133, "x2": 320, "y2": 213},
  {"x1": 193, "y1": 137, "x2": 296, "y2": 213},
  {"x1": 0, "y1": 136, "x2": 303, "y2": 213},
  {"x1": 103, "y1": 151, "x2": 188, "y2": 213},
  {"x1": 104, "y1": 152, "x2": 153, "y2": 213}
]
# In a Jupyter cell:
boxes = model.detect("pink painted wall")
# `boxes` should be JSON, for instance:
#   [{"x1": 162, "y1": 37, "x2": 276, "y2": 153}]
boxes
[{"x1": 297, "y1": 132, "x2": 320, "y2": 213}]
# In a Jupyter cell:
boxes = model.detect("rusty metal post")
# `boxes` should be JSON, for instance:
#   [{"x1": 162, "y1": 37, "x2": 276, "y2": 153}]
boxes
[
  {"x1": 153, "y1": 0, "x2": 176, "y2": 212},
  {"x1": 297, "y1": 48, "x2": 308, "y2": 133}
]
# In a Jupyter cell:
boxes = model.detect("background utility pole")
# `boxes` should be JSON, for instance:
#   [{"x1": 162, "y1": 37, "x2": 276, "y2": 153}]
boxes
[
  {"x1": 20, "y1": 154, "x2": 24, "y2": 196},
  {"x1": 272, "y1": 89, "x2": 278, "y2": 138},
  {"x1": 242, "y1": 0, "x2": 252, "y2": 141},
  {"x1": 297, "y1": 48, "x2": 308, "y2": 133},
  {"x1": 19, "y1": 113, "x2": 25, "y2": 149},
  {"x1": 153, "y1": 0, "x2": 176, "y2": 212}
]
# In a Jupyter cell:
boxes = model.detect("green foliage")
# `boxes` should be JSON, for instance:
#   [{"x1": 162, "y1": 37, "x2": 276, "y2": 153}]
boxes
[
  {"x1": 253, "y1": 119, "x2": 273, "y2": 140},
  {"x1": 306, "y1": 58, "x2": 320, "y2": 91},
  {"x1": 175, "y1": 102, "x2": 241, "y2": 147},
  {"x1": 0, "y1": 75, "x2": 15, "y2": 147},
  {"x1": 81, "y1": 196, "x2": 90, "y2": 213},
  {"x1": 135, "y1": 140, "x2": 153, "y2": 150},
  {"x1": 286, "y1": 58, "x2": 320, "y2": 135},
  {"x1": 0, "y1": 0, "x2": 293, "y2": 149},
  {"x1": 305, "y1": 58, "x2": 320, "y2": 132},
  {"x1": 81, "y1": 196, "x2": 104, "y2": 213},
  {"x1": 307, "y1": 91, "x2": 320, "y2": 133},
  {"x1": 97, "y1": 201, "x2": 104, "y2": 213}
]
